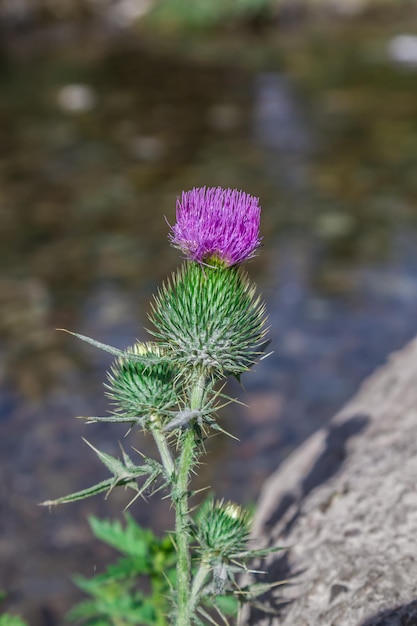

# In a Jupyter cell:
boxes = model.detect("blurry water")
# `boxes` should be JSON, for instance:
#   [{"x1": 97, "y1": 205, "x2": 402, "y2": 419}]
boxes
[
  {"x1": 254, "y1": 71, "x2": 313, "y2": 191},
  {"x1": 1, "y1": 22, "x2": 417, "y2": 625}
]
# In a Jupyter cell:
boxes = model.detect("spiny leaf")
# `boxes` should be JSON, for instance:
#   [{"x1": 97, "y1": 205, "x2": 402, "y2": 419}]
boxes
[
  {"x1": 82, "y1": 438, "x2": 137, "y2": 478},
  {"x1": 78, "y1": 415, "x2": 143, "y2": 424},
  {"x1": 40, "y1": 453, "x2": 162, "y2": 507},
  {"x1": 123, "y1": 470, "x2": 164, "y2": 510},
  {"x1": 57, "y1": 330, "x2": 162, "y2": 365},
  {"x1": 234, "y1": 579, "x2": 288, "y2": 601},
  {"x1": 230, "y1": 545, "x2": 285, "y2": 560},
  {"x1": 39, "y1": 477, "x2": 135, "y2": 506},
  {"x1": 120, "y1": 446, "x2": 138, "y2": 469}
]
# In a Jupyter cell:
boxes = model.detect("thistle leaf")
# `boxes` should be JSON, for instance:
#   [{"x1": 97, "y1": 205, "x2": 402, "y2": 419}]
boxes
[
  {"x1": 234, "y1": 579, "x2": 287, "y2": 601},
  {"x1": 231, "y1": 545, "x2": 285, "y2": 560},
  {"x1": 82, "y1": 438, "x2": 134, "y2": 477},
  {"x1": 40, "y1": 477, "x2": 132, "y2": 506},
  {"x1": 88, "y1": 515, "x2": 155, "y2": 559},
  {"x1": 57, "y1": 330, "x2": 161, "y2": 365},
  {"x1": 40, "y1": 443, "x2": 163, "y2": 506},
  {"x1": 79, "y1": 415, "x2": 142, "y2": 424}
]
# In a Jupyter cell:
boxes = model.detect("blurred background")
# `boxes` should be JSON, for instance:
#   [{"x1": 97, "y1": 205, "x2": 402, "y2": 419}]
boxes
[{"x1": 0, "y1": 0, "x2": 417, "y2": 624}]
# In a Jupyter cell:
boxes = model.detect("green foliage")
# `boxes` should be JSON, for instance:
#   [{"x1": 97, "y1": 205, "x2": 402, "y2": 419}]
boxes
[
  {"x1": 0, "y1": 615, "x2": 28, "y2": 626},
  {"x1": 206, "y1": 594, "x2": 238, "y2": 617},
  {"x1": 0, "y1": 592, "x2": 28, "y2": 626},
  {"x1": 68, "y1": 515, "x2": 176, "y2": 626},
  {"x1": 145, "y1": 0, "x2": 272, "y2": 30},
  {"x1": 41, "y1": 444, "x2": 164, "y2": 507},
  {"x1": 46, "y1": 197, "x2": 281, "y2": 624}
]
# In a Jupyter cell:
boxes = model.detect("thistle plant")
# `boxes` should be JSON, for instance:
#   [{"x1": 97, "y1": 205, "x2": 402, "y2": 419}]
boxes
[{"x1": 42, "y1": 186, "x2": 281, "y2": 625}]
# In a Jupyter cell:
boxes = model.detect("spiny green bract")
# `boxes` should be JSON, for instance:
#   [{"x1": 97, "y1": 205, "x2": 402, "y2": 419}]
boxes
[
  {"x1": 149, "y1": 263, "x2": 268, "y2": 378},
  {"x1": 194, "y1": 499, "x2": 250, "y2": 557},
  {"x1": 106, "y1": 342, "x2": 178, "y2": 425}
]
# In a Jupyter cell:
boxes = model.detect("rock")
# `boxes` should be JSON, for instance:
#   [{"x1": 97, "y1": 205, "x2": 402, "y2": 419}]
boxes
[{"x1": 244, "y1": 337, "x2": 417, "y2": 626}]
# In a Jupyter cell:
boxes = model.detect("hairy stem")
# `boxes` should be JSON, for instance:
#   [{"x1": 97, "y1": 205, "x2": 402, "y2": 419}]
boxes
[
  {"x1": 151, "y1": 419, "x2": 175, "y2": 480},
  {"x1": 175, "y1": 429, "x2": 195, "y2": 626},
  {"x1": 174, "y1": 372, "x2": 206, "y2": 626},
  {"x1": 190, "y1": 560, "x2": 211, "y2": 613}
]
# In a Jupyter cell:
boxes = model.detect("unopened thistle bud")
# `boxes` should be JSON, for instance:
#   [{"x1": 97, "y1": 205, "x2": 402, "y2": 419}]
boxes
[
  {"x1": 149, "y1": 263, "x2": 268, "y2": 378},
  {"x1": 106, "y1": 342, "x2": 177, "y2": 425},
  {"x1": 195, "y1": 499, "x2": 250, "y2": 558}
]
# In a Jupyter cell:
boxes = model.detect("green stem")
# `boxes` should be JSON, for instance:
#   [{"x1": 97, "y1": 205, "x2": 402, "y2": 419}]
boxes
[
  {"x1": 151, "y1": 421, "x2": 175, "y2": 480},
  {"x1": 189, "y1": 372, "x2": 206, "y2": 414},
  {"x1": 189, "y1": 560, "x2": 211, "y2": 612},
  {"x1": 175, "y1": 372, "x2": 206, "y2": 626},
  {"x1": 175, "y1": 429, "x2": 195, "y2": 626}
]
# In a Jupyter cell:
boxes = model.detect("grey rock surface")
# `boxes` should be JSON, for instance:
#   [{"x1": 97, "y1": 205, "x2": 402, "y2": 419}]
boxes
[{"x1": 244, "y1": 337, "x2": 417, "y2": 626}]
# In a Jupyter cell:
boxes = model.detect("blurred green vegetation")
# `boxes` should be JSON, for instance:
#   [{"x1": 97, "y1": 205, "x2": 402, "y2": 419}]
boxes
[
  {"x1": 68, "y1": 516, "x2": 176, "y2": 626},
  {"x1": 0, "y1": 616, "x2": 28, "y2": 626},
  {"x1": 144, "y1": 0, "x2": 272, "y2": 29},
  {"x1": 2, "y1": 0, "x2": 416, "y2": 34},
  {"x1": 0, "y1": 593, "x2": 28, "y2": 626}
]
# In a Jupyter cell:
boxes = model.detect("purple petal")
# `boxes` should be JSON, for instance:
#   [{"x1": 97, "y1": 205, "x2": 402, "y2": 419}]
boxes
[{"x1": 169, "y1": 187, "x2": 262, "y2": 266}]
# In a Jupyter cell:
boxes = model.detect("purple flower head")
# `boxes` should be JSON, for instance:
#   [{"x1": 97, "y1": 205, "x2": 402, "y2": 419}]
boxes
[{"x1": 169, "y1": 187, "x2": 262, "y2": 266}]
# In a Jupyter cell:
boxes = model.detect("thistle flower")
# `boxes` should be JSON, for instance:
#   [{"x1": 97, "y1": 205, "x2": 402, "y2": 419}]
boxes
[
  {"x1": 169, "y1": 187, "x2": 261, "y2": 266},
  {"x1": 149, "y1": 263, "x2": 268, "y2": 378}
]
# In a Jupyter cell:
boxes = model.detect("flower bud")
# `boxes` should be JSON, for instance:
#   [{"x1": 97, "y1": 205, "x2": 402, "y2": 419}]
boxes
[
  {"x1": 106, "y1": 342, "x2": 177, "y2": 425},
  {"x1": 195, "y1": 499, "x2": 250, "y2": 558},
  {"x1": 149, "y1": 263, "x2": 268, "y2": 378}
]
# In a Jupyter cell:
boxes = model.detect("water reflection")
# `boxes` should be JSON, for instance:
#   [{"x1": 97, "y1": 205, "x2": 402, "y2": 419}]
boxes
[
  {"x1": 1, "y1": 23, "x2": 417, "y2": 625},
  {"x1": 253, "y1": 71, "x2": 313, "y2": 190}
]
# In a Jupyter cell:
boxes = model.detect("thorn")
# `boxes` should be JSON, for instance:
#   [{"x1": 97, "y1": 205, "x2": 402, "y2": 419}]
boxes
[
  {"x1": 131, "y1": 445, "x2": 147, "y2": 459},
  {"x1": 123, "y1": 489, "x2": 146, "y2": 510}
]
